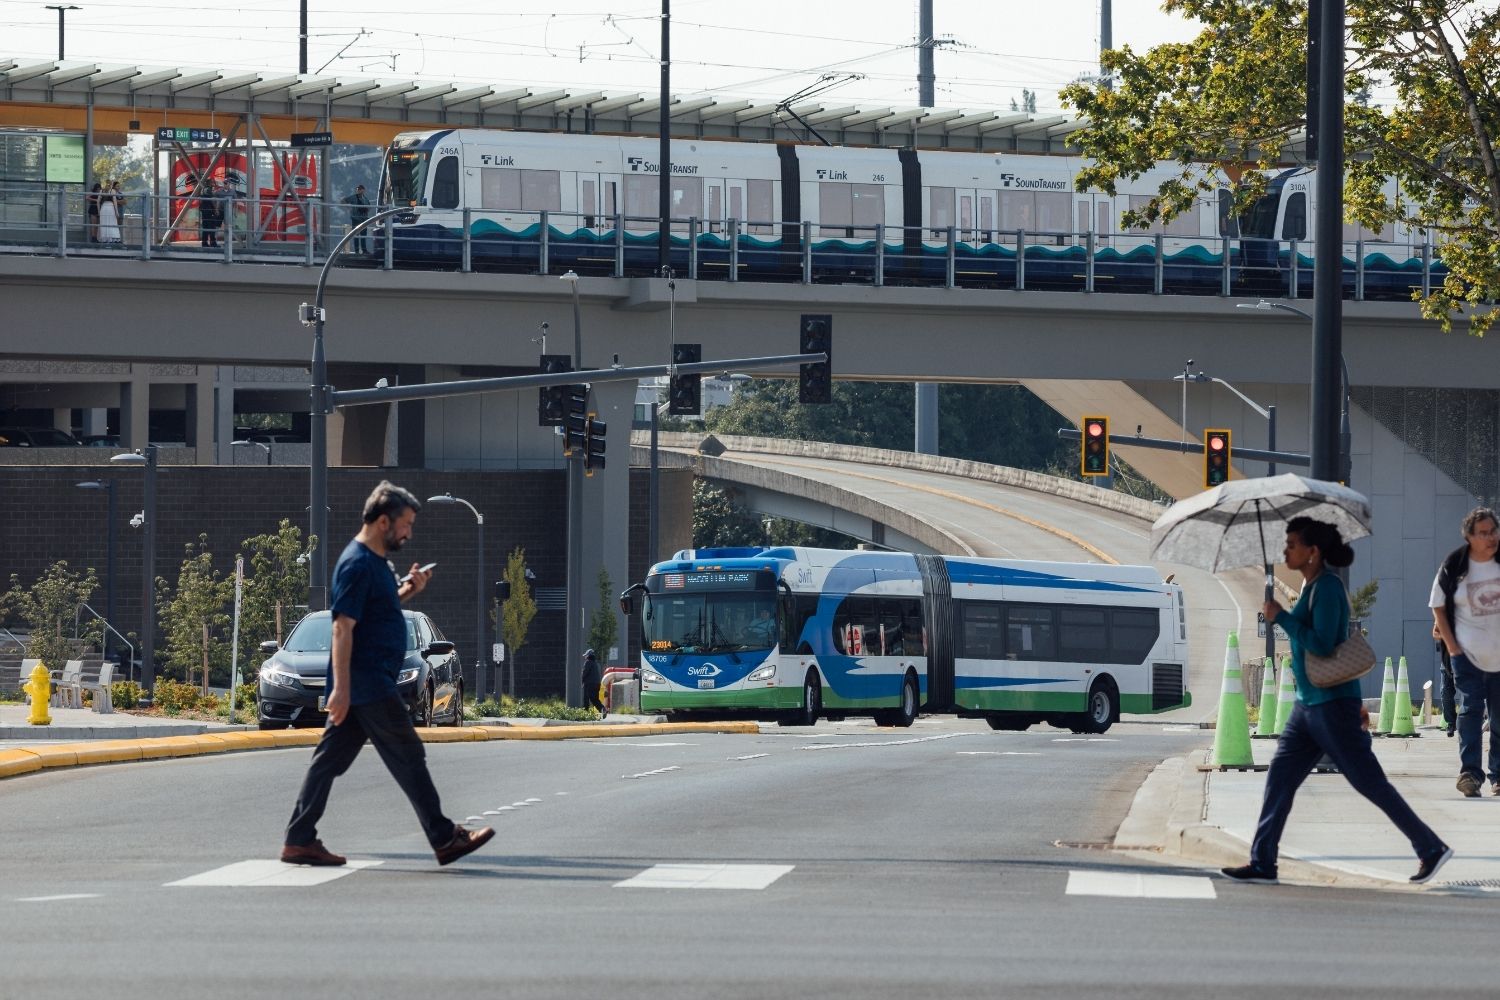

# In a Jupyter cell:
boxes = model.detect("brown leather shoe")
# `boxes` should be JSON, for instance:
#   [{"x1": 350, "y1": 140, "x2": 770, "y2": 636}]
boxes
[
  {"x1": 434, "y1": 824, "x2": 494, "y2": 866},
  {"x1": 281, "y1": 839, "x2": 347, "y2": 866}
]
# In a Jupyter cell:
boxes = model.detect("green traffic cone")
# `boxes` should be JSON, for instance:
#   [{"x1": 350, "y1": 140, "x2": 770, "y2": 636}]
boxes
[
  {"x1": 1212, "y1": 632, "x2": 1253, "y2": 767},
  {"x1": 1274, "y1": 654, "x2": 1296, "y2": 732},
  {"x1": 1254, "y1": 656, "x2": 1280, "y2": 738},
  {"x1": 1375, "y1": 657, "x2": 1396, "y2": 734},
  {"x1": 1390, "y1": 656, "x2": 1417, "y2": 737}
]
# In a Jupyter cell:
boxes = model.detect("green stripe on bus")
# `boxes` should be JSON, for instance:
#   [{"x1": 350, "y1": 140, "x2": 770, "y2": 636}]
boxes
[{"x1": 641, "y1": 688, "x2": 804, "y2": 711}]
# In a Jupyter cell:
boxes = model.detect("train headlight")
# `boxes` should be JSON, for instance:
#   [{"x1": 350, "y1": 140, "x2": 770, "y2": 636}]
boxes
[
  {"x1": 641, "y1": 668, "x2": 665, "y2": 686},
  {"x1": 747, "y1": 663, "x2": 777, "y2": 683}
]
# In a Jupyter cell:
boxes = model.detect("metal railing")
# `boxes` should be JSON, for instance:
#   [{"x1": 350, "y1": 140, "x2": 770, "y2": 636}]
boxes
[
  {"x1": 72, "y1": 601, "x2": 136, "y2": 683},
  {"x1": 0, "y1": 182, "x2": 1448, "y2": 302}
]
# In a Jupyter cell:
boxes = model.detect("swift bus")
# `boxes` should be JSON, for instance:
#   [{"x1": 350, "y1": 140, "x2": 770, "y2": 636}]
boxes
[{"x1": 618, "y1": 546, "x2": 1190, "y2": 733}]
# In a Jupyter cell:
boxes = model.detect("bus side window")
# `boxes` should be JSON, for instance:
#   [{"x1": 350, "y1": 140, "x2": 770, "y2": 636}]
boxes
[
  {"x1": 432, "y1": 155, "x2": 460, "y2": 210},
  {"x1": 832, "y1": 596, "x2": 876, "y2": 654},
  {"x1": 795, "y1": 594, "x2": 819, "y2": 654},
  {"x1": 877, "y1": 598, "x2": 905, "y2": 656},
  {"x1": 958, "y1": 600, "x2": 1002, "y2": 659},
  {"x1": 1006, "y1": 605, "x2": 1056, "y2": 661},
  {"x1": 902, "y1": 599, "x2": 925, "y2": 656}
]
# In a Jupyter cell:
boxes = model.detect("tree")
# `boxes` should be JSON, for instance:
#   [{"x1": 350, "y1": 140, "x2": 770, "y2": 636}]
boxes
[
  {"x1": 157, "y1": 535, "x2": 232, "y2": 689},
  {"x1": 1011, "y1": 88, "x2": 1037, "y2": 113},
  {"x1": 2, "y1": 561, "x2": 99, "y2": 671},
  {"x1": 587, "y1": 568, "x2": 619, "y2": 664},
  {"x1": 1060, "y1": 0, "x2": 1500, "y2": 334},
  {"x1": 235, "y1": 520, "x2": 314, "y2": 672},
  {"x1": 91, "y1": 140, "x2": 152, "y2": 192},
  {"x1": 495, "y1": 547, "x2": 537, "y2": 696}
]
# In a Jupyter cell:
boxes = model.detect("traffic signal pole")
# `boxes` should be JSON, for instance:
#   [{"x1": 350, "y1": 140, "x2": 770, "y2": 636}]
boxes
[{"x1": 1056, "y1": 428, "x2": 1309, "y2": 468}]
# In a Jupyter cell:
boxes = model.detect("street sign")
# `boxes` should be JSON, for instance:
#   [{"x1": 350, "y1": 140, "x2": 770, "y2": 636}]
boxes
[
  {"x1": 290, "y1": 131, "x2": 334, "y2": 147},
  {"x1": 1255, "y1": 612, "x2": 1288, "y2": 640},
  {"x1": 492, "y1": 642, "x2": 505, "y2": 663},
  {"x1": 156, "y1": 126, "x2": 221, "y2": 143}
]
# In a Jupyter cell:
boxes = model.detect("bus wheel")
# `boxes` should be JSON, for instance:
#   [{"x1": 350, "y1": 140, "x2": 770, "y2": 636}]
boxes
[
  {"x1": 986, "y1": 713, "x2": 1033, "y2": 732},
  {"x1": 1081, "y1": 678, "x2": 1118, "y2": 734},
  {"x1": 779, "y1": 672, "x2": 820, "y2": 727},
  {"x1": 890, "y1": 672, "x2": 918, "y2": 729}
]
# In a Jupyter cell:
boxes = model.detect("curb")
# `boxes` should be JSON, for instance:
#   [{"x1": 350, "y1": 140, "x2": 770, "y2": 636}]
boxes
[
  {"x1": 0, "y1": 723, "x2": 254, "y2": 741},
  {"x1": 0, "y1": 721, "x2": 761, "y2": 782}
]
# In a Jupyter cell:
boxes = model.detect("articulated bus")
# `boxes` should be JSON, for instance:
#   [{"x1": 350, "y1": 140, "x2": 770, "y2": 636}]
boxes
[{"x1": 619, "y1": 546, "x2": 1191, "y2": 733}]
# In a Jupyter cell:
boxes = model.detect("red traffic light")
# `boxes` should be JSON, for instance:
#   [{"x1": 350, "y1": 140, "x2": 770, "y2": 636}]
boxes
[
  {"x1": 1209, "y1": 436, "x2": 1225, "y2": 451},
  {"x1": 1087, "y1": 421, "x2": 1104, "y2": 438},
  {"x1": 1080, "y1": 415, "x2": 1109, "y2": 477}
]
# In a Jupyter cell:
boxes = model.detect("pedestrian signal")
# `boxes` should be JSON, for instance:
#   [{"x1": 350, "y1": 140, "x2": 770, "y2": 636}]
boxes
[
  {"x1": 1205, "y1": 429, "x2": 1231, "y2": 487},
  {"x1": 1080, "y1": 416, "x2": 1109, "y2": 477},
  {"x1": 563, "y1": 385, "x2": 589, "y2": 456},
  {"x1": 537, "y1": 354, "x2": 572, "y2": 426},
  {"x1": 799, "y1": 314, "x2": 832, "y2": 404},
  {"x1": 668, "y1": 343, "x2": 701, "y2": 415}
]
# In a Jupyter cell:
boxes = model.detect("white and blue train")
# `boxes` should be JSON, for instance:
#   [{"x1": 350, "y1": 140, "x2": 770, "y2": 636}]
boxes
[
  {"x1": 375, "y1": 127, "x2": 1432, "y2": 298},
  {"x1": 618, "y1": 546, "x2": 1191, "y2": 732}
]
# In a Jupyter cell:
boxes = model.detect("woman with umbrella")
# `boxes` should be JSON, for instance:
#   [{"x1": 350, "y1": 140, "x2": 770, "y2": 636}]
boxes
[{"x1": 1221, "y1": 517, "x2": 1452, "y2": 885}]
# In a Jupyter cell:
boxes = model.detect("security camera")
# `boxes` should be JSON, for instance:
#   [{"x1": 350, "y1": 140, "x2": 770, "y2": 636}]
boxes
[{"x1": 129, "y1": 511, "x2": 145, "y2": 528}]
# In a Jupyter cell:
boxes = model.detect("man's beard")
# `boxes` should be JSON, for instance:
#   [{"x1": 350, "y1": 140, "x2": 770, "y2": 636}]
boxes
[{"x1": 385, "y1": 528, "x2": 406, "y2": 552}]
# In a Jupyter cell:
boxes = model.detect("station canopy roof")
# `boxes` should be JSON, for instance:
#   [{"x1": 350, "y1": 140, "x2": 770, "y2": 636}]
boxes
[{"x1": 0, "y1": 58, "x2": 1093, "y2": 152}]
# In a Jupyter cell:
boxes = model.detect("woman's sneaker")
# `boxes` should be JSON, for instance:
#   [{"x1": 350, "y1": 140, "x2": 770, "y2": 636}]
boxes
[
  {"x1": 1220, "y1": 864, "x2": 1278, "y2": 884},
  {"x1": 1411, "y1": 845, "x2": 1454, "y2": 884}
]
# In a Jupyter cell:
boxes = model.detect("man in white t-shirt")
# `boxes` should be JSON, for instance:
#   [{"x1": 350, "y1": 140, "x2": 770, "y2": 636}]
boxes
[{"x1": 1430, "y1": 507, "x2": 1500, "y2": 797}]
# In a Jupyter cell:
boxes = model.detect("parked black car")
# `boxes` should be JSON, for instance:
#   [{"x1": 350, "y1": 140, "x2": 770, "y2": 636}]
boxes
[
  {"x1": 256, "y1": 610, "x2": 464, "y2": 729},
  {"x1": 0, "y1": 426, "x2": 81, "y2": 447}
]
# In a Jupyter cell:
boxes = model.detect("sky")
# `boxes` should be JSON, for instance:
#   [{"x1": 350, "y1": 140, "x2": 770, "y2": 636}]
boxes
[{"x1": 0, "y1": 0, "x2": 1201, "y2": 116}]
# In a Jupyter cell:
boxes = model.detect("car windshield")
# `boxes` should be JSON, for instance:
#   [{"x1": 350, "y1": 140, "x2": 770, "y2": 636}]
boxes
[
  {"x1": 282, "y1": 614, "x2": 419, "y2": 652},
  {"x1": 642, "y1": 592, "x2": 779, "y2": 653}
]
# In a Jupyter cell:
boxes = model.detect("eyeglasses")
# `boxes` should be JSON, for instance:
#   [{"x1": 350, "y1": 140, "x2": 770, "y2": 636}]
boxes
[{"x1": 1470, "y1": 528, "x2": 1500, "y2": 539}]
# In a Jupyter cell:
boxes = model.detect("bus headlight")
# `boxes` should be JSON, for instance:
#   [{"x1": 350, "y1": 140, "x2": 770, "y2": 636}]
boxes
[
  {"x1": 641, "y1": 668, "x2": 665, "y2": 686},
  {"x1": 746, "y1": 663, "x2": 776, "y2": 683}
]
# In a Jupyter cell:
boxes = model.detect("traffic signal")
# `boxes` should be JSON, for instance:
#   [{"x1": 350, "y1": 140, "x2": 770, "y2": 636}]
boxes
[
  {"x1": 563, "y1": 384, "x2": 589, "y2": 456},
  {"x1": 1080, "y1": 416, "x2": 1109, "y2": 477},
  {"x1": 1204, "y1": 429, "x2": 1231, "y2": 487},
  {"x1": 584, "y1": 414, "x2": 608, "y2": 476},
  {"x1": 668, "y1": 343, "x2": 701, "y2": 415},
  {"x1": 537, "y1": 354, "x2": 572, "y2": 426},
  {"x1": 799, "y1": 314, "x2": 832, "y2": 404}
]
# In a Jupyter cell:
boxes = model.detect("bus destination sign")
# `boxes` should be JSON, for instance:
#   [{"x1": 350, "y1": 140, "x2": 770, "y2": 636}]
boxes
[{"x1": 660, "y1": 570, "x2": 760, "y2": 591}]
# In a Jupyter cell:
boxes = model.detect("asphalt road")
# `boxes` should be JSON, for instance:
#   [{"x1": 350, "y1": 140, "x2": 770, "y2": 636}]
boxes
[{"x1": 3, "y1": 721, "x2": 1496, "y2": 1000}]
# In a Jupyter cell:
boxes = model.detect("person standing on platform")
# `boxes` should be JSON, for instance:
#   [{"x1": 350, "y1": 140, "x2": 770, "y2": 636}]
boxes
[{"x1": 1431, "y1": 507, "x2": 1500, "y2": 797}]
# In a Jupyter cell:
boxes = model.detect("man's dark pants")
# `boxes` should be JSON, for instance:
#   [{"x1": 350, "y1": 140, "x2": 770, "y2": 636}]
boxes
[
  {"x1": 285, "y1": 695, "x2": 456, "y2": 850},
  {"x1": 1251, "y1": 698, "x2": 1445, "y2": 872},
  {"x1": 1453, "y1": 654, "x2": 1500, "y2": 783}
]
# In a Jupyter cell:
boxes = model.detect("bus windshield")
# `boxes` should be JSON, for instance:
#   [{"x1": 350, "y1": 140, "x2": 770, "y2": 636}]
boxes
[
  {"x1": 643, "y1": 592, "x2": 779, "y2": 653},
  {"x1": 384, "y1": 150, "x2": 429, "y2": 206}
]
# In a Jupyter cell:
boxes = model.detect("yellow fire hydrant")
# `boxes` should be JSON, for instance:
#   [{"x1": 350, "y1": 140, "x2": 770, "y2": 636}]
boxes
[{"x1": 23, "y1": 663, "x2": 52, "y2": 726}]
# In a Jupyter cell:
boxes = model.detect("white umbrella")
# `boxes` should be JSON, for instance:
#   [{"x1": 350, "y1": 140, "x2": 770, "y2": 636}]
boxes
[{"x1": 1150, "y1": 474, "x2": 1373, "y2": 596}]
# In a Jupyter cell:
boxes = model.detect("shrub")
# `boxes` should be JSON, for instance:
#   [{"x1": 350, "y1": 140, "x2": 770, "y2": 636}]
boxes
[
  {"x1": 110, "y1": 680, "x2": 145, "y2": 709},
  {"x1": 470, "y1": 694, "x2": 600, "y2": 721},
  {"x1": 152, "y1": 676, "x2": 201, "y2": 714}
]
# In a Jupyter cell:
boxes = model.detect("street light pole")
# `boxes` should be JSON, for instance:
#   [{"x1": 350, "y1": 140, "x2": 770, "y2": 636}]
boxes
[
  {"x1": 1311, "y1": 0, "x2": 1346, "y2": 483},
  {"x1": 305, "y1": 205, "x2": 408, "y2": 613},
  {"x1": 45, "y1": 5, "x2": 80, "y2": 61},
  {"x1": 111, "y1": 445, "x2": 157, "y2": 690},
  {"x1": 232, "y1": 439, "x2": 272, "y2": 465},
  {"x1": 425, "y1": 493, "x2": 486, "y2": 703},
  {"x1": 561, "y1": 270, "x2": 584, "y2": 708}
]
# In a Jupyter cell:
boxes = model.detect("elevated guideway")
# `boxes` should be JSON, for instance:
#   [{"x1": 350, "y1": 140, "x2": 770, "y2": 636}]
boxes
[{"x1": 638, "y1": 433, "x2": 1260, "y2": 724}]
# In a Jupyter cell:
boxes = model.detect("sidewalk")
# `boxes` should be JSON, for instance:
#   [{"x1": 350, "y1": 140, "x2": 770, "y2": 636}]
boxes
[
  {"x1": 1124, "y1": 727, "x2": 1500, "y2": 891},
  {"x1": 0, "y1": 703, "x2": 250, "y2": 745}
]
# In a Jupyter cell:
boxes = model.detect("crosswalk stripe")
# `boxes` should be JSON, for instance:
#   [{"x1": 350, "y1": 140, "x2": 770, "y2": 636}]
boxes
[
  {"x1": 615, "y1": 864, "x2": 794, "y2": 890},
  {"x1": 166, "y1": 859, "x2": 381, "y2": 887},
  {"x1": 1065, "y1": 870, "x2": 1216, "y2": 899}
]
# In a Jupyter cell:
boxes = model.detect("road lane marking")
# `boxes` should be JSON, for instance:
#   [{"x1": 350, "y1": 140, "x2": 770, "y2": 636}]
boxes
[
  {"x1": 731, "y1": 753, "x2": 770, "y2": 760},
  {"x1": 957, "y1": 751, "x2": 1041, "y2": 756},
  {"x1": 15, "y1": 893, "x2": 102, "y2": 902},
  {"x1": 802, "y1": 733, "x2": 971, "y2": 750},
  {"x1": 1051, "y1": 738, "x2": 1119, "y2": 743},
  {"x1": 1162, "y1": 725, "x2": 1198, "y2": 732},
  {"x1": 167, "y1": 859, "x2": 381, "y2": 887},
  {"x1": 623, "y1": 765, "x2": 681, "y2": 779},
  {"x1": 1065, "y1": 870, "x2": 1216, "y2": 899},
  {"x1": 616, "y1": 864, "x2": 794, "y2": 890}
]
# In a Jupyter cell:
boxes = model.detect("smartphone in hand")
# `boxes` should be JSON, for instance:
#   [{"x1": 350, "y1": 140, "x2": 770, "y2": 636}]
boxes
[{"x1": 400, "y1": 562, "x2": 437, "y2": 584}]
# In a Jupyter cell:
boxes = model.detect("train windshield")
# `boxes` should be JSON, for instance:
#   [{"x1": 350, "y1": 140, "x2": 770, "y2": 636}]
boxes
[
  {"x1": 643, "y1": 591, "x2": 779, "y2": 653},
  {"x1": 384, "y1": 150, "x2": 429, "y2": 206},
  {"x1": 1238, "y1": 191, "x2": 1281, "y2": 239}
]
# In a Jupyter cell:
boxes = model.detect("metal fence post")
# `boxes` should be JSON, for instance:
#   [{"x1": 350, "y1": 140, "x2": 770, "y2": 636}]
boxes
[
  {"x1": 383, "y1": 216, "x2": 394, "y2": 270},
  {"x1": 462, "y1": 207, "x2": 472, "y2": 273},
  {"x1": 1288, "y1": 239, "x2": 1299, "y2": 299},
  {"x1": 727, "y1": 217, "x2": 739, "y2": 282},
  {"x1": 1153, "y1": 233, "x2": 1164, "y2": 295},
  {"x1": 1016, "y1": 229, "x2": 1026, "y2": 291},
  {"x1": 1085, "y1": 230, "x2": 1096, "y2": 293},
  {"x1": 688, "y1": 216, "x2": 699, "y2": 280},
  {"x1": 539, "y1": 209, "x2": 550, "y2": 275},
  {"x1": 874, "y1": 222, "x2": 885, "y2": 287},
  {"x1": 223, "y1": 199, "x2": 234, "y2": 264},
  {"x1": 56, "y1": 188, "x2": 67, "y2": 257},
  {"x1": 613, "y1": 213, "x2": 625, "y2": 278},
  {"x1": 1220, "y1": 235, "x2": 1231, "y2": 297},
  {"x1": 801, "y1": 219, "x2": 812, "y2": 284},
  {"x1": 141, "y1": 194, "x2": 153, "y2": 261},
  {"x1": 1422, "y1": 242, "x2": 1432, "y2": 297},
  {"x1": 945, "y1": 225, "x2": 956, "y2": 289},
  {"x1": 1354, "y1": 238, "x2": 1365, "y2": 301}
]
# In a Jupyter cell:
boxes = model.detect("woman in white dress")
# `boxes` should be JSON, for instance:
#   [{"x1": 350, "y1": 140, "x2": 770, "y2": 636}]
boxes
[{"x1": 98, "y1": 183, "x2": 122, "y2": 243}]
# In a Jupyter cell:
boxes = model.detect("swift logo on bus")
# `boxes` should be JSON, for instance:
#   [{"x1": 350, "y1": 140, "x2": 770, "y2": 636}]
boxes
[{"x1": 687, "y1": 664, "x2": 722, "y2": 678}]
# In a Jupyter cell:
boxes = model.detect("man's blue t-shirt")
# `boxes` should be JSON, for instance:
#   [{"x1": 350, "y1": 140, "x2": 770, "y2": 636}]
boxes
[{"x1": 328, "y1": 539, "x2": 407, "y2": 705}]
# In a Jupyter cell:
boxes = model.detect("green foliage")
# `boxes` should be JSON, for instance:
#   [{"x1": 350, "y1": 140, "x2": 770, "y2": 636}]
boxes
[
  {"x1": 110, "y1": 679, "x2": 144, "y2": 710},
  {"x1": 156, "y1": 535, "x2": 232, "y2": 687},
  {"x1": 91, "y1": 141, "x2": 151, "y2": 192},
  {"x1": 1350, "y1": 579, "x2": 1380, "y2": 621},
  {"x1": 588, "y1": 567, "x2": 619, "y2": 663},
  {"x1": 235, "y1": 520, "x2": 313, "y2": 670},
  {"x1": 152, "y1": 676, "x2": 207, "y2": 713},
  {"x1": 1, "y1": 561, "x2": 100, "y2": 671},
  {"x1": 496, "y1": 547, "x2": 538, "y2": 665},
  {"x1": 471, "y1": 694, "x2": 601, "y2": 721},
  {"x1": 1060, "y1": 0, "x2": 1500, "y2": 335}
]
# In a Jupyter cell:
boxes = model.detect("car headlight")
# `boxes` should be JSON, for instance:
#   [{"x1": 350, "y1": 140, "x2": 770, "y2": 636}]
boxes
[
  {"x1": 260, "y1": 663, "x2": 301, "y2": 687},
  {"x1": 747, "y1": 663, "x2": 777, "y2": 682},
  {"x1": 397, "y1": 667, "x2": 420, "y2": 685},
  {"x1": 641, "y1": 668, "x2": 665, "y2": 685}
]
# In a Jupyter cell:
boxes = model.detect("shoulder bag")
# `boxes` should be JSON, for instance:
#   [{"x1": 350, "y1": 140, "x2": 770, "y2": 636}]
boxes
[{"x1": 1302, "y1": 580, "x2": 1376, "y2": 688}]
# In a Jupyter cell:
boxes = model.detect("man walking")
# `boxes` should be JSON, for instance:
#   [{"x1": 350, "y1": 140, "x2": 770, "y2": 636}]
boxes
[
  {"x1": 282, "y1": 481, "x2": 493, "y2": 867},
  {"x1": 1431, "y1": 507, "x2": 1500, "y2": 797},
  {"x1": 581, "y1": 648, "x2": 604, "y2": 714}
]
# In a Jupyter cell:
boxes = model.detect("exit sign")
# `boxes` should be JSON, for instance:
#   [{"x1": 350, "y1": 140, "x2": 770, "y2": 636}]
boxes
[{"x1": 156, "y1": 127, "x2": 222, "y2": 143}]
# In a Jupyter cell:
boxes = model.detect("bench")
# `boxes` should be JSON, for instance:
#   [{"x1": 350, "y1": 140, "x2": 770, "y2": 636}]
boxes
[
  {"x1": 50, "y1": 660, "x2": 85, "y2": 708},
  {"x1": 79, "y1": 661, "x2": 116, "y2": 714}
]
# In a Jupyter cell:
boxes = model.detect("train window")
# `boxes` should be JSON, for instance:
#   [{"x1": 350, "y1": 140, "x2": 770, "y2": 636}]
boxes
[
  {"x1": 1282, "y1": 192, "x2": 1307, "y2": 241},
  {"x1": 603, "y1": 181, "x2": 617, "y2": 219},
  {"x1": 851, "y1": 184, "x2": 883, "y2": 228},
  {"x1": 998, "y1": 191, "x2": 1035, "y2": 232},
  {"x1": 671, "y1": 177, "x2": 703, "y2": 232},
  {"x1": 520, "y1": 170, "x2": 561, "y2": 212},
  {"x1": 929, "y1": 186, "x2": 955, "y2": 236},
  {"x1": 708, "y1": 184, "x2": 722, "y2": 231},
  {"x1": 624, "y1": 176, "x2": 654, "y2": 223},
  {"x1": 1164, "y1": 204, "x2": 1200, "y2": 237},
  {"x1": 431, "y1": 156, "x2": 460, "y2": 210},
  {"x1": 1097, "y1": 201, "x2": 1112, "y2": 242},
  {"x1": 958, "y1": 601, "x2": 1003, "y2": 659},
  {"x1": 481, "y1": 168, "x2": 520, "y2": 210},
  {"x1": 1110, "y1": 607, "x2": 1159, "y2": 664},
  {"x1": 1036, "y1": 193, "x2": 1070, "y2": 239},
  {"x1": 1057, "y1": 607, "x2": 1108, "y2": 659},
  {"x1": 1006, "y1": 605, "x2": 1056, "y2": 661},
  {"x1": 959, "y1": 195, "x2": 973, "y2": 238},
  {"x1": 582, "y1": 179, "x2": 596, "y2": 227},
  {"x1": 1343, "y1": 217, "x2": 1396, "y2": 244},
  {"x1": 980, "y1": 195, "x2": 995, "y2": 241},
  {"x1": 728, "y1": 185, "x2": 743, "y2": 225},
  {"x1": 1217, "y1": 190, "x2": 1240, "y2": 238},
  {"x1": 819, "y1": 183, "x2": 853, "y2": 237},
  {"x1": 748, "y1": 179, "x2": 773, "y2": 234}
]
